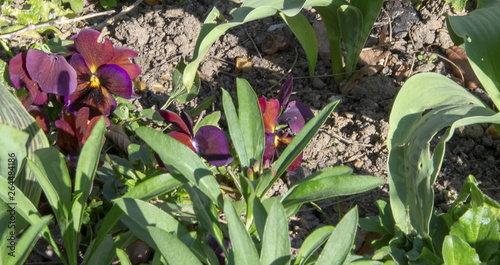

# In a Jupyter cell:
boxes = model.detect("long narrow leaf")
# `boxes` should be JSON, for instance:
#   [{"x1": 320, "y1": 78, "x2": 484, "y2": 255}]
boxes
[
  {"x1": 222, "y1": 88, "x2": 250, "y2": 168},
  {"x1": 294, "y1": 225, "x2": 335, "y2": 265},
  {"x1": 316, "y1": 207, "x2": 358, "y2": 265},
  {"x1": 147, "y1": 226, "x2": 202, "y2": 265},
  {"x1": 136, "y1": 127, "x2": 222, "y2": 207},
  {"x1": 224, "y1": 197, "x2": 260, "y2": 265},
  {"x1": 260, "y1": 200, "x2": 291, "y2": 265},
  {"x1": 123, "y1": 173, "x2": 182, "y2": 200}
]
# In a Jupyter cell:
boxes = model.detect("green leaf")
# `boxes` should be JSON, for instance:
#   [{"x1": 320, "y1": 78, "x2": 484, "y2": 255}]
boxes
[
  {"x1": 0, "y1": 124, "x2": 28, "y2": 180},
  {"x1": 63, "y1": 0, "x2": 83, "y2": 13},
  {"x1": 123, "y1": 173, "x2": 182, "y2": 200},
  {"x1": 85, "y1": 235, "x2": 114, "y2": 265},
  {"x1": 116, "y1": 248, "x2": 132, "y2": 265},
  {"x1": 185, "y1": 96, "x2": 216, "y2": 117},
  {"x1": 450, "y1": 207, "x2": 499, "y2": 261},
  {"x1": 443, "y1": 235, "x2": 481, "y2": 265},
  {"x1": 99, "y1": 0, "x2": 117, "y2": 10},
  {"x1": 0, "y1": 82, "x2": 50, "y2": 208},
  {"x1": 127, "y1": 143, "x2": 155, "y2": 165},
  {"x1": 294, "y1": 225, "x2": 334, "y2": 265},
  {"x1": 264, "y1": 100, "x2": 339, "y2": 196},
  {"x1": 280, "y1": 12, "x2": 317, "y2": 78},
  {"x1": 236, "y1": 78, "x2": 265, "y2": 167},
  {"x1": 224, "y1": 197, "x2": 260, "y2": 265},
  {"x1": 387, "y1": 72, "x2": 500, "y2": 235},
  {"x1": 135, "y1": 126, "x2": 223, "y2": 207},
  {"x1": 260, "y1": 200, "x2": 291, "y2": 265},
  {"x1": 147, "y1": 226, "x2": 202, "y2": 265},
  {"x1": 337, "y1": 5, "x2": 362, "y2": 79},
  {"x1": 281, "y1": 166, "x2": 383, "y2": 208},
  {"x1": 446, "y1": 1, "x2": 500, "y2": 109},
  {"x1": 194, "y1": 111, "x2": 221, "y2": 135},
  {"x1": 172, "y1": 58, "x2": 201, "y2": 104},
  {"x1": 222, "y1": 88, "x2": 250, "y2": 169},
  {"x1": 316, "y1": 207, "x2": 358, "y2": 265}
]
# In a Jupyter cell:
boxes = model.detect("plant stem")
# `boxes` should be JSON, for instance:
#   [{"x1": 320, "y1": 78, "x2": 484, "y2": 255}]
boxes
[{"x1": 0, "y1": 40, "x2": 14, "y2": 58}]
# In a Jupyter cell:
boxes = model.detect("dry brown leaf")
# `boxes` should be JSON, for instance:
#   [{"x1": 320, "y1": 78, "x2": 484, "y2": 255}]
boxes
[
  {"x1": 394, "y1": 63, "x2": 410, "y2": 82},
  {"x1": 358, "y1": 48, "x2": 391, "y2": 67},
  {"x1": 356, "y1": 232, "x2": 382, "y2": 255},
  {"x1": 133, "y1": 78, "x2": 147, "y2": 91},
  {"x1": 235, "y1": 58, "x2": 252, "y2": 73},
  {"x1": 446, "y1": 46, "x2": 480, "y2": 89},
  {"x1": 377, "y1": 28, "x2": 387, "y2": 46},
  {"x1": 105, "y1": 123, "x2": 131, "y2": 155}
]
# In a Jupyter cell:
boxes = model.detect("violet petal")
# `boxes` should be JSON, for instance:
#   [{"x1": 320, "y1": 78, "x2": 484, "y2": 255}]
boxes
[
  {"x1": 263, "y1": 133, "x2": 276, "y2": 163},
  {"x1": 277, "y1": 76, "x2": 293, "y2": 110},
  {"x1": 9, "y1": 53, "x2": 48, "y2": 105},
  {"x1": 75, "y1": 29, "x2": 114, "y2": 72},
  {"x1": 158, "y1": 110, "x2": 192, "y2": 137},
  {"x1": 107, "y1": 46, "x2": 141, "y2": 79},
  {"x1": 192, "y1": 126, "x2": 233, "y2": 167},
  {"x1": 26, "y1": 49, "x2": 77, "y2": 97},
  {"x1": 97, "y1": 64, "x2": 132, "y2": 98},
  {"x1": 277, "y1": 101, "x2": 314, "y2": 134}
]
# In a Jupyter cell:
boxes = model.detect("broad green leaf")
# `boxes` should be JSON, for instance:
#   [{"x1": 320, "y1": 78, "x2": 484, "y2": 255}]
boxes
[
  {"x1": 387, "y1": 73, "x2": 500, "y2": 235},
  {"x1": 443, "y1": 235, "x2": 480, "y2": 265},
  {"x1": 64, "y1": 0, "x2": 83, "y2": 13},
  {"x1": 450, "y1": 207, "x2": 499, "y2": 261},
  {"x1": 222, "y1": 88, "x2": 250, "y2": 169},
  {"x1": 0, "y1": 82, "x2": 50, "y2": 208},
  {"x1": 446, "y1": 0, "x2": 468, "y2": 12},
  {"x1": 281, "y1": 167, "x2": 383, "y2": 208},
  {"x1": 136, "y1": 127, "x2": 223, "y2": 207},
  {"x1": 447, "y1": 1, "x2": 500, "y2": 109},
  {"x1": 266, "y1": 100, "x2": 339, "y2": 196},
  {"x1": 123, "y1": 173, "x2": 182, "y2": 200},
  {"x1": 85, "y1": 235, "x2": 114, "y2": 265},
  {"x1": 194, "y1": 111, "x2": 221, "y2": 135},
  {"x1": 260, "y1": 200, "x2": 291, "y2": 265},
  {"x1": 280, "y1": 12, "x2": 317, "y2": 78},
  {"x1": 127, "y1": 143, "x2": 155, "y2": 165},
  {"x1": 236, "y1": 78, "x2": 265, "y2": 167},
  {"x1": 147, "y1": 227, "x2": 202, "y2": 265},
  {"x1": 294, "y1": 225, "x2": 334, "y2": 265},
  {"x1": 4, "y1": 215, "x2": 52, "y2": 265},
  {"x1": 316, "y1": 207, "x2": 358, "y2": 265},
  {"x1": 0, "y1": 124, "x2": 28, "y2": 179},
  {"x1": 224, "y1": 197, "x2": 260, "y2": 265},
  {"x1": 252, "y1": 197, "x2": 268, "y2": 240}
]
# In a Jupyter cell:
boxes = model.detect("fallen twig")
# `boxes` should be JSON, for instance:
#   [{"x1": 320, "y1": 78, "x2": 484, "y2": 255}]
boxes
[{"x1": 0, "y1": 10, "x2": 115, "y2": 40}]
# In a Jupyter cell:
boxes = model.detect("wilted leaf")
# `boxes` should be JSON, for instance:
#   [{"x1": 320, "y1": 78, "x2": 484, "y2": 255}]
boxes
[
  {"x1": 445, "y1": 46, "x2": 480, "y2": 89},
  {"x1": 235, "y1": 58, "x2": 253, "y2": 73},
  {"x1": 106, "y1": 123, "x2": 131, "y2": 155}
]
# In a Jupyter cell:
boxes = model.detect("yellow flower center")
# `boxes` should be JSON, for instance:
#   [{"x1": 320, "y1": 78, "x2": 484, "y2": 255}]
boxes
[
  {"x1": 274, "y1": 135, "x2": 280, "y2": 147},
  {"x1": 90, "y1": 75, "x2": 100, "y2": 88}
]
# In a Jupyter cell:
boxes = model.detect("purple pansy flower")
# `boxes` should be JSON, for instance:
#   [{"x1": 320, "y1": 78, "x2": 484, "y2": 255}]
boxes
[
  {"x1": 66, "y1": 29, "x2": 141, "y2": 117},
  {"x1": 158, "y1": 110, "x2": 233, "y2": 167},
  {"x1": 259, "y1": 76, "x2": 314, "y2": 172}
]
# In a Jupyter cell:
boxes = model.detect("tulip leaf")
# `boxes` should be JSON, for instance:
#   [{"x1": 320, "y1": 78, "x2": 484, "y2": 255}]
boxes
[
  {"x1": 280, "y1": 12, "x2": 317, "y2": 78},
  {"x1": 315, "y1": 4, "x2": 344, "y2": 82},
  {"x1": 224, "y1": 197, "x2": 260, "y2": 265},
  {"x1": 136, "y1": 126, "x2": 223, "y2": 207},
  {"x1": 236, "y1": 78, "x2": 265, "y2": 167},
  {"x1": 446, "y1": 0, "x2": 500, "y2": 109},
  {"x1": 294, "y1": 225, "x2": 335, "y2": 265},
  {"x1": 316, "y1": 207, "x2": 358, "y2": 265},
  {"x1": 147, "y1": 226, "x2": 202, "y2": 265},
  {"x1": 449, "y1": 207, "x2": 499, "y2": 262},
  {"x1": 443, "y1": 235, "x2": 481, "y2": 265},
  {"x1": 266, "y1": 100, "x2": 338, "y2": 196},
  {"x1": 337, "y1": 5, "x2": 362, "y2": 79},
  {"x1": 388, "y1": 73, "x2": 500, "y2": 235},
  {"x1": 281, "y1": 166, "x2": 383, "y2": 208},
  {"x1": 260, "y1": 200, "x2": 291, "y2": 265}
]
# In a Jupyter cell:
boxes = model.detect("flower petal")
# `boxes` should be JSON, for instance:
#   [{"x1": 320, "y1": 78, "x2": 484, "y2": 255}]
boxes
[
  {"x1": 8, "y1": 53, "x2": 48, "y2": 105},
  {"x1": 70, "y1": 53, "x2": 92, "y2": 77},
  {"x1": 192, "y1": 126, "x2": 233, "y2": 167},
  {"x1": 97, "y1": 64, "x2": 132, "y2": 98},
  {"x1": 55, "y1": 119, "x2": 79, "y2": 156},
  {"x1": 263, "y1": 133, "x2": 277, "y2": 163},
  {"x1": 66, "y1": 81, "x2": 117, "y2": 117},
  {"x1": 27, "y1": 105, "x2": 50, "y2": 134},
  {"x1": 168, "y1": 131, "x2": 196, "y2": 153},
  {"x1": 259, "y1": 97, "x2": 280, "y2": 133},
  {"x1": 277, "y1": 76, "x2": 293, "y2": 110},
  {"x1": 158, "y1": 110, "x2": 192, "y2": 137},
  {"x1": 26, "y1": 49, "x2": 77, "y2": 96},
  {"x1": 107, "y1": 46, "x2": 141, "y2": 79},
  {"x1": 180, "y1": 111, "x2": 194, "y2": 137},
  {"x1": 75, "y1": 29, "x2": 114, "y2": 72},
  {"x1": 277, "y1": 101, "x2": 314, "y2": 134}
]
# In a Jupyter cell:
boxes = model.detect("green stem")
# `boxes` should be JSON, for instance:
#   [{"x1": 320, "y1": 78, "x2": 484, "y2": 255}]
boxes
[{"x1": 0, "y1": 39, "x2": 14, "y2": 58}]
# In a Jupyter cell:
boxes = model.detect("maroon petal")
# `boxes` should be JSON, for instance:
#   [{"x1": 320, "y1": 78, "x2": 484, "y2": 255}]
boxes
[
  {"x1": 286, "y1": 152, "x2": 303, "y2": 172},
  {"x1": 97, "y1": 64, "x2": 132, "y2": 98},
  {"x1": 277, "y1": 76, "x2": 293, "y2": 110},
  {"x1": 70, "y1": 53, "x2": 92, "y2": 77},
  {"x1": 74, "y1": 107, "x2": 91, "y2": 143},
  {"x1": 277, "y1": 101, "x2": 314, "y2": 134},
  {"x1": 75, "y1": 29, "x2": 114, "y2": 72},
  {"x1": 55, "y1": 119, "x2": 79, "y2": 155},
  {"x1": 168, "y1": 131, "x2": 196, "y2": 153},
  {"x1": 8, "y1": 53, "x2": 48, "y2": 105},
  {"x1": 27, "y1": 105, "x2": 50, "y2": 134},
  {"x1": 263, "y1": 133, "x2": 277, "y2": 163},
  {"x1": 259, "y1": 97, "x2": 280, "y2": 133},
  {"x1": 158, "y1": 110, "x2": 192, "y2": 137},
  {"x1": 107, "y1": 46, "x2": 141, "y2": 79},
  {"x1": 66, "y1": 81, "x2": 117, "y2": 117},
  {"x1": 180, "y1": 111, "x2": 194, "y2": 137},
  {"x1": 192, "y1": 126, "x2": 233, "y2": 167},
  {"x1": 26, "y1": 49, "x2": 77, "y2": 97}
]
